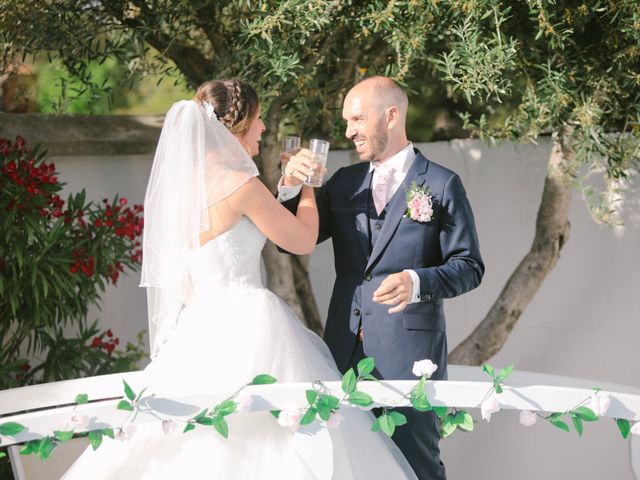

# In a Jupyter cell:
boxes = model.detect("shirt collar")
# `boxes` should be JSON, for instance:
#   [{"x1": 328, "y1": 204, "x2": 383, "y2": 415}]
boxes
[{"x1": 369, "y1": 142, "x2": 415, "y2": 173}]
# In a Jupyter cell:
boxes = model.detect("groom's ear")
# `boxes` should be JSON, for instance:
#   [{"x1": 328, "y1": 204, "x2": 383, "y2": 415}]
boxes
[{"x1": 385, "y1": 106, "x2": 401, "y2": 130}]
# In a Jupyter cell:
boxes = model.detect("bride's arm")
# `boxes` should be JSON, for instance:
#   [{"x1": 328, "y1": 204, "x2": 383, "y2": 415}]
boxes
[{"x1": 228, "y1": 177, "x2": 319, "y2": 255}]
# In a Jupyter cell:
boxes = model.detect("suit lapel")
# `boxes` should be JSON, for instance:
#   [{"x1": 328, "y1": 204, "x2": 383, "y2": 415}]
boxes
[
  {"x1": 351, "y1": 164, "x2": 373, "y2": 261},
  {"x1": 365, "y1": 152, "x2": 429, "y2": 272}
]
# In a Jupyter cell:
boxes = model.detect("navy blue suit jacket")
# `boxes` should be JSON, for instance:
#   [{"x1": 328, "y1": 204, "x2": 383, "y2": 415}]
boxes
[{"x1": 283, "y1": 150, "x2": 484, "y2": 380}]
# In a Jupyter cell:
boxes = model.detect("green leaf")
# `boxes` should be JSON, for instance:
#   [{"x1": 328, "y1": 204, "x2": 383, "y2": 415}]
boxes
[
  {"x1": 270, "y1": 410, "x2": 281, "y2": 419},
  {"x1": 616, "y1": 418, "x2": 631, "y2": 439},
  {"x1": 252, "y1": 374, "x2": 277, "y2": 385},
  {"x1": 378, "y1": 413, "x2": 395, "y2": 437},
  {"x1": 342, "y1": 368, "x2": 357, "y2": 394},
  {"x1": 101, "y1": 428, "x2": 115, "y2": 439},
  {"x1": 357, "y1": 357, "x2": 375, "y2": 377},
  {"x1": 389, "y1": 411, "x2": 407, "y2": 427},
  {"x1": 117, "y1": 400, "x2": 134, "y2": 411},
  {"x1": 458, "y1": 411, "x2": 474, "y2": 432},
  {"x1": 441, "y1": 417, "x2": 457, "y2": 438},
  {"x1": 0, "y1": 451, "x2": 5, "y2": 459},
  {"x1": 482, "y1": 363, "x2": 494, "y2": 378},
  {"x1": 135, "y1": 387, "x2": 148, "y2": 402},
  {"x1": 571, "y1": 414, "x2": 584, "y2": 437},
  {"x1": 574, "y1": 406, "x2": 598, "y2": 422},
  {"x1": 550, "y1": 419, "x2": 570, "y2": 433},
  {"x1": 75, "y1": 394, "x2": 89, "y2": 405},
  {"x1": 300, "y1": 407, "x2": 318, "y2": 426},
  {"x1": 196, "y1": 416, "x2": 214, "y2": 426},
  {"x1": 494, "y1": 380, "x2": 504, "y2": 395},
  {"x1": 183, "y1": 423, "x2": 195, "y2": 434},
  {"x1": 215, "y1": 400, "x2": 237, "y2": 417},
  {"x1": 306, "y1": 389, "x2": 318, "y2": 406},
  {"x1": 434, "y1": 407, "x2": 449, "y2": 420},
  {"x1": 0, "y1": 422, "x2": 25, "y2": 436},
  {"x1": 123, "y1": 380, "x2": 135, "y2": 402},
  {"x1": 317, "y1": 405, "x2": 332, "y2": 421},
  {"x1": 19, "y1": 441, "x2": 39, "y2": 456},
  {"x1": 88, "y1": 430, "x2": 103, "y2": 450},
  {"x1": 348, "y1": 391, "x2": 374, "y2": 407},
  {"x1": 37, "y1": 437, "x2": 56, "y2": 459},
  {"x1": 212, "y1": 416, "x2": 229, "y2": 439},
  {"x1": 496, "y1": 363, "x2": 514, "y2": 382},
  {"x1": 371, "y1": 418, "x2": 381, "y2": 432},
  {"x1": 194, "y1": 409, "x2": 209, "y2": 420},
  {"x1": 54, "y1": 430, "x2": 74, "y2": 442},
  {"x1": 410, "y1": 380, "x2": 432, "y2": 412},
  {"x1": 318, "y1": 394, "x2": 340, "y2": 410}
]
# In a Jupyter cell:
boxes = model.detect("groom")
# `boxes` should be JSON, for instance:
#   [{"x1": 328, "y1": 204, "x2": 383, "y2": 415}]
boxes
[{"x1": 279, "y1": 76, "x2": 484, "y2": 479}]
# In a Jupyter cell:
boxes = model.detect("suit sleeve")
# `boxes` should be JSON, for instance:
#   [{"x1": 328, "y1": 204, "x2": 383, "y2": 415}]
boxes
[{"x1": 414, "y1": 173, "x2": 484, "y2": 300}]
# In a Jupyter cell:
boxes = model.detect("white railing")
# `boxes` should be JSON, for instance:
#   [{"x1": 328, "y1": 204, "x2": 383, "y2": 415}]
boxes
[{"x1": 1, "y1": 366, "x2": 639, "y2": 479}]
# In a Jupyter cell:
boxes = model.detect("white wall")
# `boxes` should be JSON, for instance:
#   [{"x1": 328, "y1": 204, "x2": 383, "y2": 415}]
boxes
[{"x1": 51, "y1": 138, "x2": 640, "y2": 479}]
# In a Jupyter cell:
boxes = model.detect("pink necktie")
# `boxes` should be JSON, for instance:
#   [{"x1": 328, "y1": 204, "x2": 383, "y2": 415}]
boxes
[{"x1": 373, "y1": 164, "x2": 394, "y2": 215}]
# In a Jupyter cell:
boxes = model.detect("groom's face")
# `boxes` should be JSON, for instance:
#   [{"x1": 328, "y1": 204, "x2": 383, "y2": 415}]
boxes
[{"x1": 342, "y1": 93, "x2": 388, "y2": 162}]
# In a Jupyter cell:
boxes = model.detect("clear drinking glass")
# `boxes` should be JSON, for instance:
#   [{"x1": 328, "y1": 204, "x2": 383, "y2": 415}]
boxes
[
  {"x1": 305, "y1": 138, "x2": 330, "y2": 187},
  {"x1": 281, "y1": 136, "x2": 301, "y2": 176}
]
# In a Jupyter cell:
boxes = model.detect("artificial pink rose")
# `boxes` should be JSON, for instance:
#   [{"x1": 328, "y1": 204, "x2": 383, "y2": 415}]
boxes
[
  {"x1": 519, "y1": 410, "x2": 537, "y2": 427},
  {"x1": 69, "y1": 413, "x2": 90, "y2": 430},
  {"x1": 412, "y1": 359, "x2": 438, "y2": 378},
  {"x1": 326, "y1": 412, "x2": 345, "y2": 429},
  {"x1": 277, "y1": 409, "x2": 302, "y2": 430},
  {"x1": 481, "y1": 398, "x2": 501, "y2": 422}
]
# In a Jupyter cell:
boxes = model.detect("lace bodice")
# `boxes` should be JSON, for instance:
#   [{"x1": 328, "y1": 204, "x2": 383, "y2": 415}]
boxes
[{"x1": 186, "y1": 217, "x2": 266, "y2": 297}]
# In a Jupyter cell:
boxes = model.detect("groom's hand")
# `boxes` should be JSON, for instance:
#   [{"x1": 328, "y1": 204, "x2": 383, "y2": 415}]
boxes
[{"x1": 372, "y1": 272, "x2": 412, "y2": 314}]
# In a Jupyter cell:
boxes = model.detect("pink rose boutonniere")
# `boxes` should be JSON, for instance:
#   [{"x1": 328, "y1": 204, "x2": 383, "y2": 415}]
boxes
[{"x1": 405, "y1": 182, "x2": 433, "y2": 223}]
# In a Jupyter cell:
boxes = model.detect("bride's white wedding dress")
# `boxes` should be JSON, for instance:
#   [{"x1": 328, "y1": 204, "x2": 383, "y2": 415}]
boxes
[{"x1": 63, "y1": 216, "x2": 417, "y2": 479}]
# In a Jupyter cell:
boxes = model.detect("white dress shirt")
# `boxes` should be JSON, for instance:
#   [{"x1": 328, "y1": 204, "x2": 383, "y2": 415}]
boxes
[{"x1": 278, "y1": 142, "x2": 422, "y2": 304}]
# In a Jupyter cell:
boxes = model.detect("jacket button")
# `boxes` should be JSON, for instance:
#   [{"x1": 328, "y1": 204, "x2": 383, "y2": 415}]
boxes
[
  {"x1": 375, "y1": 223, "x2": 382, "y2": 230},
  {"x1": 353, "y1": 308, "x2": 360, "y2": 316},
  {"x1": 365, "y1": 274, "x2": 372, "y2": 281}
]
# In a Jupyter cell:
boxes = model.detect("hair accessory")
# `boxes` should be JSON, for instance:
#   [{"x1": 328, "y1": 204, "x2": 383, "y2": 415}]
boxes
[{"x1": 202, "y1": 100, "x2": 218, "y2": 121}]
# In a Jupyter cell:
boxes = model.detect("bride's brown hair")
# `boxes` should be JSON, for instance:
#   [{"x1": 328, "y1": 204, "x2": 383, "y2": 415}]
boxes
[{"x1": 194, "y1": 79, "x2": 260, "y2": 137}]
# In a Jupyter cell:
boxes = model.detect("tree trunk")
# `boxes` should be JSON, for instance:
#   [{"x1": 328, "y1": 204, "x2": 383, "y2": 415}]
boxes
[
  {"x1": 449, "y1": 131, "x2": 574, "y2": 365},
  {"x1": 258, "y1": 99, "x2": 323, "y2": 335}
]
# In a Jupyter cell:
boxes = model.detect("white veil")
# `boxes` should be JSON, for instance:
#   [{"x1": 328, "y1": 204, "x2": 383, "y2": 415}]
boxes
[{"x1": 140, "y1": 100, "x2": 259, "y2": 358}]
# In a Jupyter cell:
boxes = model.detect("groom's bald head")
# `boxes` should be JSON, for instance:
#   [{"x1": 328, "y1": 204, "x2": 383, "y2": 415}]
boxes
[{"x1": 342, "y1": 76, "x2": 409, "y2": 162}]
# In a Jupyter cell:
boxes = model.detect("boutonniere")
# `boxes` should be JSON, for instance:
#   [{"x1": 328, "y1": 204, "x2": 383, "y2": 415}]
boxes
[{"x1": 405, "y1": 181, "x2": 433, "y2": 223}]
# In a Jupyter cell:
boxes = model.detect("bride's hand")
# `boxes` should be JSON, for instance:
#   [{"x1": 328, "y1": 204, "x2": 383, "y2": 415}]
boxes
[{"x1": 281, "y1": 148, "x2": 318, "y2": 186}]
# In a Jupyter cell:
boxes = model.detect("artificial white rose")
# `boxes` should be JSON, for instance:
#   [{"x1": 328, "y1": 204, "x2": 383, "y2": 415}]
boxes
[
  {"x1": 481, "y1": 398, "x2": 500, "y2": 422},
  {"x1": 519, "y1": 410, "x2": 537, "y2": 427},
  {"x1": 590, "y1": 391, "x2": 611, "y2": 416},
  {"x1": 412, "y1": 359, "x2": 438, "y2": 378},
  {"x1": 69, "y1": 413, "x2": 90, "y2": 430}
]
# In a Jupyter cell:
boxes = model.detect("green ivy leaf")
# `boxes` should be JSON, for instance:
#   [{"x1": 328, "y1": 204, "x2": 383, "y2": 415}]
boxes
[
  {"x1": 571, "y1": 414, "x2": 584, "y2": 437},
  {"x1": 135, "y1": 387, "x2": 148, "y2": 402},
  {"x1": 616, "y1": 418, "x2": 631, "y2": 439},
  {"x1": 494, "y1": 380, "x2": 504, "y2": 395},
  {"x1": 482, "y1": 363, "x2": 494, "y2": 378},
  {"x1": 318, "y1": 394, "x2": 340, "y2": 410},
  {"x1": 251, "y1": 374, "x2": 277, "y2": 385},
  {"x1": 371, "y1": 418, "x2": 381, "y2": 432},
  {"x1": 341, "y1": 368, "x2": 357, "y2": 394},
  {"x1": 123, "y1": 380, "x2": 136, "y2": 402},
  {"x1": 317, "y1": 405, "x2": 332, "y2": 421},
  {"x1": 348, "y1": 391, "x2": 374, "y2": 407},
  {"x1": 194, "y1": 409, "x2": 209, "y2": 420},
  {"x1": 441, "y1": 417, "x2": 457, "y2": 438},
  {"x1": 88, "y1": 430, "x2": 103, "y2": 450},
  {"x1": 196, "y1": 416, "x2": 214, "y2": 426},
  {"x1": 117, "y1": 400, "x2": 134, "y2": 411},
  {"x1": 550, "y1": 419, "x2": 570, "y2": 433},
  {"x1": 306, "y1": 389, "x2": 318, "y2": 406},
  {"x1": 574, "y1": 406, "x2": 598, "y2": 422},
  {"x1": 0, "y1": 422, "x2": 25, "y2": 436},
  {"x1": 379, "y1": 413, "x2": 395, "y2": 437},
  {"x1": 75, "y1": 394, "x2": 89, "y2": 405},
  {"x1": 458, "y1": 411, "x2": 474, "y2": 432},
  {"x1": 54, "y1": 430, "x2": 74, "y2": 442},
  {"x1": 389, "y1": 411, "x2": 407, "y2": 427},
  {"x1": 434, "y1": 406, "x2": 449, "y2": 420},
  {"x1": 270, "y1": 410, "x2": 281, "y2": 419},
  {"x1": 212, "y1": 416, "x2": 229, "y2": 439},
  {"x1": 0, "y1": 451, "x2": 5, "y2": 459},
  {"x1": 410, "y1": 379, "x2": 432, "y2": 412},
  {"x1": 102, "y1": 428, "x2": 115, "y2": 439},
  {"x1": 357, "y1": 357, "x2": 375, "y2": 377},
  {"x1": 300, "y1": 407, "x2": 318, "y2": 426},
  {"x1": 215, "y1": 400, "x2": 237, "y2": 417},
  {"x1": 183, "y1": 423, "x2": 196, "y2": 434},
  {"x1": 37, "y1": 437, "x2": 56, "y2": 460},
  {"x1": 496, "y1": 363, "x2": 514, "y2": 382}
]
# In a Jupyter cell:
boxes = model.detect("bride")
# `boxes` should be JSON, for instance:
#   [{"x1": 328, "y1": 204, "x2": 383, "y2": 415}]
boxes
[{"x1": 62, "y1": 79, "x2": 417, "y2": 479}]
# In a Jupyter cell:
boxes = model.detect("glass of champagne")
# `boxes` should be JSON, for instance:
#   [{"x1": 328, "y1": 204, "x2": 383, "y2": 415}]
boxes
[{"x1": 305, "y1": 139, "x2": 330, "y2": 187}]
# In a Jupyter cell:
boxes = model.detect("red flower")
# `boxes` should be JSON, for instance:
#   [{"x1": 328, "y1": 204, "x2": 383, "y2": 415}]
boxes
[
  {"x1": 106, "y1": 329, "x2": 113, "y2": 338},
  {"x1": 119, "y1": 198, "x2": 128, "y2": 206},
  {"x1": 91, "y1": 337, "x2": 102, "y2": 348}
]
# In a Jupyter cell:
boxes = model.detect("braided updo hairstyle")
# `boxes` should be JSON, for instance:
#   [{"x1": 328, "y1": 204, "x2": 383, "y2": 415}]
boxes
[{"x1": 194, "y1": 79, "x2": 260, "y2": 137}]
